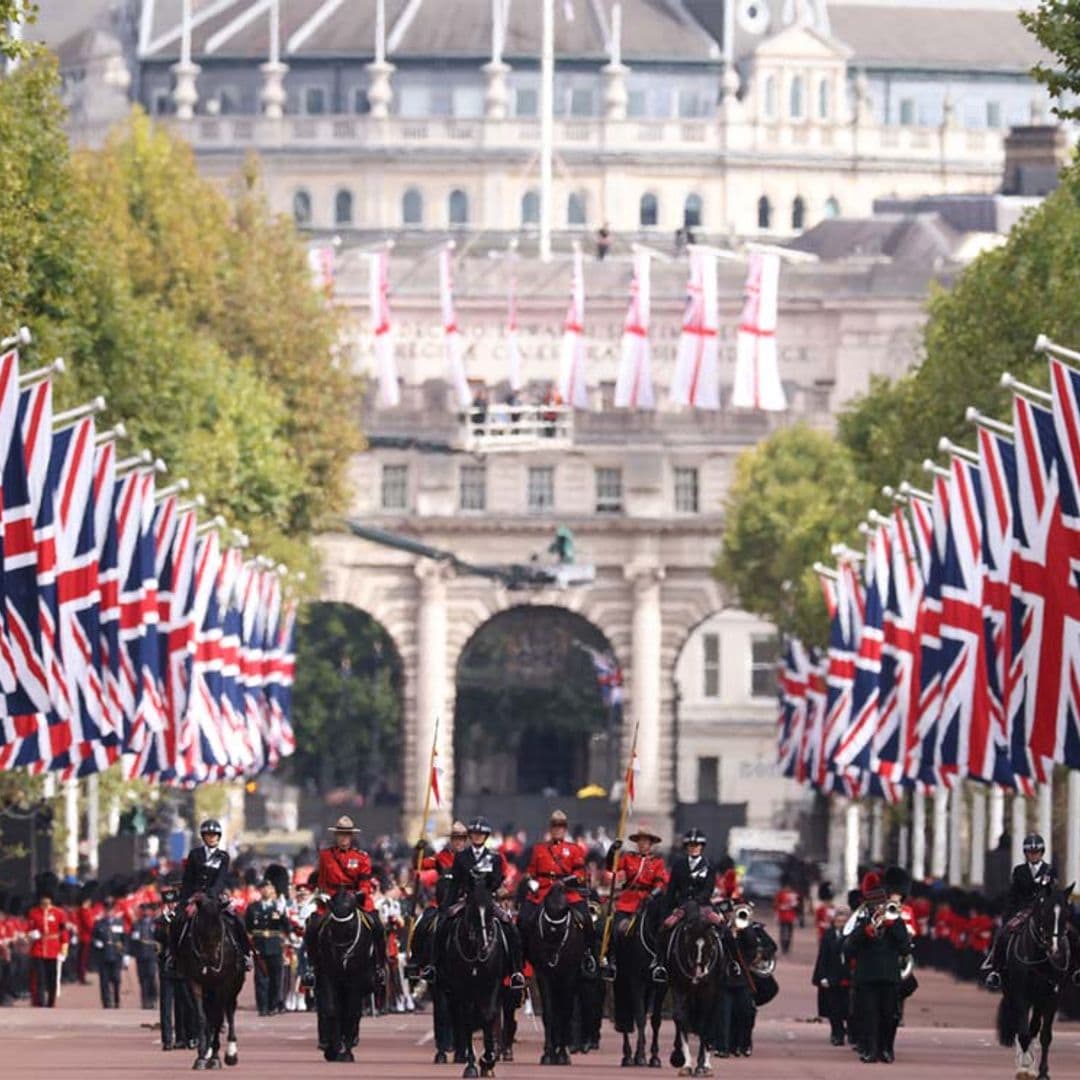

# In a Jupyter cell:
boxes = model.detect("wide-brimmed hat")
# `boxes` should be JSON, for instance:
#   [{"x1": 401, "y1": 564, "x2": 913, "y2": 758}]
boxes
[
  {"x1": 328, "y1": 814, "x2": 360, "y2": 833},
  {"x1": 450, "y1": 820, "x2": 468, "y2": 838},
  {"x1": 549, "y1": 809, "x2": 568, "y2": 826},
  {"x1": 629, "y1": 826, "x2": 662, "y2": 844}
]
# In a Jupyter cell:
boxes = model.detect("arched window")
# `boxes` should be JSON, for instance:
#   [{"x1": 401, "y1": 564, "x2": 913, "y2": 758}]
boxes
[
  {"x1": 402, "y1": 187, "x2": 423, "y2": 226},
  {"x1": 791, "y1": 196, "x2": 805, "y2": 231},
  {"x1": 448, "y1": 189, "x2": 469, "y2": 226},
  {"x1": 789, "y1": 76, "x2": 804, "y2": 119},
  {"x1": 823, "y1": 196, "x2": 840, "y2": 219},
  {"x1": 763, "y1": 74, "x2": 777, "y2": 119},
  {"x1": 757, "y1": 195, "x2": 771, "y2": 230},
  {"x1": 639, "y1": 192, "x2": 659, "y2": 228},
  {"x1": 567, "y1": 191, "x2": 587, "y2": 227},
  {"x1": 684, "y1": 193, "x2": 703, "y2": 230},
  {"x1": 334, "y1": 189, "x2": 354, "y2": 226},
  {"x1": 818, "y1": 79, "x2": 830, "y2": 120},
  {"x1": 292, "y1": 189, "x2": 312, "y2": 227},
  {"x1": 521, "y1": 189, "x2": 540, "y2": 227}
]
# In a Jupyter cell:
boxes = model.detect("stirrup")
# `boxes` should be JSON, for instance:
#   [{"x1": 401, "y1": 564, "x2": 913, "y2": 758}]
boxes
[
  {"x1": 582, "y1": 953, "x2": 597, "y2": 976},
  {"x1": 300, "y1": 972, "x2": 316, "y2": 989},
  {"x1": 420, "y1": 965, "x2": 436, "y2": 984},
  {"x1": 509, "y1": 972, "x2": 525, "y2": 990},
  {"x1": 984, "y1": 971, "x2": 1001, "y2": 991},
  {"x1": 245, "y1": 955, "x2": 254, "y2": 971},
  {"x1": 651, "y1": 965, "x2": 667, "y2": 984},
  {"x1": 599, "y1": 959, "x2": 616, "y2": 982}
]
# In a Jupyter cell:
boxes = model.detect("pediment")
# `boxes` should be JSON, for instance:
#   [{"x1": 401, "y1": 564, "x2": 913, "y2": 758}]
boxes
[{"x1": 752, "y1": 23, "x2": 852, "y2": 63}]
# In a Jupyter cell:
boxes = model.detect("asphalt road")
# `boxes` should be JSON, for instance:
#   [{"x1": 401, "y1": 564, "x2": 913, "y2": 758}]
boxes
[{"x1": 6, "y1": 922, "x2": 1080, "y2": 1079}]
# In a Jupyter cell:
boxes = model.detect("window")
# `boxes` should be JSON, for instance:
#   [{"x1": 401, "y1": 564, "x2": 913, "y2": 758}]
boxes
[
  {"x1": 763, "y1": 74, "x2": 777, "y2": 119},
  {"x1": 353, "y1": 88, "x2": 370, "y2": 114},
  {"x1": 703, "y1": 633, "x2": 720, "y2": 698},
  {"x1": 678, "y1": 89, "x2": 702, "y2": 118},
  {"x1": 402, "y1": 187, "x2": 423, "y2": 226},
  {"x1": 292, "y1": 189, "x2": 312, "y2": 226},
  {"x1": 516, "y1": 87, "x2": 538, "y2": 116},
  {"x1": 697, "y1": 757, "x2": 719, "y2": 803},
  {"x1": 639, "y1": 192, "x2": 658, "y2": 228},
  {"x1": 151, "y1": 89, "x2": 170, "y2": 116},
  {"x1": 823, "y1": 196, "x2": 840, "y2": 219},
  {"x1": 381, "y1": 464, "x2": 408, "y2": 511},
  {"x1": 334, "y1": 189, "x2": 354, "y2": 226},
  {"x1": 674, "y1": 466, "x2": 699, "y2": 513},
  {"x1": 595, "y1": 467, "x2": 623, "y2": 513},
  {"x1": 567, "y1": 191, "x2": 587, "y2": 227},
  {"x1": 216, "y1": 85, "x2": 240, "y2": 115},
  {"x1": 751, "y1": 635, "x2": 781, "y2": 698},
  {"x1": 986, "y1": 100, "x2": 1002, "y2": 128},
  {"x1": 569, "y1": 88, "x2": 593, "y2": 117},
  {"x1": 449, "y1": 189, "x2": 469, "y2": 226},
  {"x1": 627, "y1": 89, "x2": 647, "y2": 117},
  {"x1": 454, "y1": 86, "x2": 484, "y2": 118},
  {"x1": 304, "y1": 86, "x2": 326, "y2": 115},
  {"x1": 430, "y1": 86, "x2": 453, "y2": 116},
  {"x1": 818, "y1": 79, "x2": 830, "y2": 120},
  {"x1": 757, "y1": 195, "x2": 771, "y2": 230},
  {"x1": 521, "y1": 189, "x2": 540, "y2": 227},
  {"x1": 791, "y1": 195, "x2": 805, "y2": 231},
  {"x1": 684, "y1": 193, "x2": 703, "y2": 230},
  {"x1": 527, "y1": 466, "x2": 555, "y2": 513},
  {"x1": 459, "y1": 465, "x2": 487, "y2": 511},
  {"x1": 789, "y1": 76, "x2": 804, "y2": 119},
  {"x1": 899, "y1": 97, "x2": 915, "y2": 126}
]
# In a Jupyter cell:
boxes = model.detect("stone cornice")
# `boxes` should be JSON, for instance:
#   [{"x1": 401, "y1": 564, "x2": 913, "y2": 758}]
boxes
[{"x1": 324, "y1": 514, "x2": 725, "y2": 538}]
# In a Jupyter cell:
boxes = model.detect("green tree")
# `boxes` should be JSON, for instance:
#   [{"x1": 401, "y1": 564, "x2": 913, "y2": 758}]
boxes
[
  {"x1": 0, "y1": 2, "x2": 36, "y2": 60},
  {"x1": 715, "y1": 424, "x2": 870, "y2": 645},
  {"x1": 1021, "y1": 0, "x2": 1080, "y2": 120}
]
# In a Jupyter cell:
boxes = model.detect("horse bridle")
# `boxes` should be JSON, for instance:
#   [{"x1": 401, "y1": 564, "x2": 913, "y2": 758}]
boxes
[
  {"x1": 185, "y1": 901, "x2": 225, "y2": 975},
  {"x1": 670, "y1": 921, "x2": 721, "y2": 986},
  {"x1": 1011, "y1": 899, "x2": 1072, "y2": 975},
  {"x1": 453, "y1": 904, "x2": 499, "y2": 966},
  {"x1": 538, "y1": 907, "x2": 571, "y2": 968},
  {"x1": 322, "y1": 905, "x2": 366, "y2": 965}
]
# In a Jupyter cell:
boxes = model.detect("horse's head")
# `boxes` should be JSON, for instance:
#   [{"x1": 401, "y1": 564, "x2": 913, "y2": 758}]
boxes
[
  {"x1": 187, "y1": 891, "x2": 221, "y2": 926},
  {"x1": 544, "y1": 880, "x2": 569, "y2": 920},
  {"x1": 674, "y1": 903, "x2": 721, "y2": 985},
  {"x1": 1032, "y1": 882, "x2": 1074, "y2": 962},
  {"x1": 328, "y1": 887, "x2": 358, "y2": 922}
]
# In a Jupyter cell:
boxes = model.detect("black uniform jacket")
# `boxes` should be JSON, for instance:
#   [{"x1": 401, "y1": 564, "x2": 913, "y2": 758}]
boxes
[
  {"x1": 245, "y1": 901, "x2": 288, "y2": 956},
  {"x1": 449, "y1": 845, "x2": 506, "y2": 904},
  {"x1": 664, "y1": 853, "x2": 716, "y2": 911},
  {"x1": 848, "y1": 917, "x2": 910, "y2": 986},
  {"x1": 178, "y1": 845, "x2": 231, "y2": 903},
  {"x1": 1005, "y1": 860, "x2": 1056, "y2": 918}
]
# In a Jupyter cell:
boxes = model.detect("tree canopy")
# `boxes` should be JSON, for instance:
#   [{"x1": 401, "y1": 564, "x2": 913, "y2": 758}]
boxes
[{"x1": 1021, "y1": 0, "x2": 1080, "y2": 121}]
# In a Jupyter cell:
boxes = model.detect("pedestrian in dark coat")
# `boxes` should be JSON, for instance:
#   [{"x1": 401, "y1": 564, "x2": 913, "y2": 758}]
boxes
[{"x1": 812, "y1": 907, "x2": 851, "y2": 1045}]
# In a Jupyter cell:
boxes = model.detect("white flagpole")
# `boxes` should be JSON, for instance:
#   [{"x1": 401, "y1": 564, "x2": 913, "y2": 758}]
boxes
[{"x1": 539, "y1": 0, "x2": 554, "y2": 262}]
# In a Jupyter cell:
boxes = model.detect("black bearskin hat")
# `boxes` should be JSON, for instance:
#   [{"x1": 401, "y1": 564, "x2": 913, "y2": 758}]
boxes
[
  {"x1": 818, "y1": 881, "x2": 834, "y2": 902},
  {"x1": 34, "y1": 871, "x2": 59, "y2": 904},
  {"x1": 883, "y1": 865, "x2": 911, "y2": 899},
  {"x1": 263, "y1": 863, "x2": 291, "y2": 900}
]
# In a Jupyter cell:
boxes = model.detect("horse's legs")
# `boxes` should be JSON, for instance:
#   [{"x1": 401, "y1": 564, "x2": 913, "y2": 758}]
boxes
[
  {"x1": 190, "y1": 984, "x2": 211, "y2": 1069},
  {"x1": 648, "y1": 991, "x2": 663, "y2": 1067},
  {"x1": 480, "y1": 1015, "x2": 498, "y2": 1076},
  {"x1": 1037, "y1": 1000, "x2": 1054, "y2": 1080},
  {"x1": 224, "y1": 993, "x2": 239, "y2": 1067},
  {"x1": 694, "y1": 1035, "x2": 711, "y2": 1077},
  {"x1": 622, "y1": 1032, "x2": 634, "y2": 1066}
]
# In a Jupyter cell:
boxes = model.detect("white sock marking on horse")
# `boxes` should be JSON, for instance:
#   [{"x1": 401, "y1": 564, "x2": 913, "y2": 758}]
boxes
[{"x1": 227, "y1": 1040, "x2": 237, "y2": 1056}]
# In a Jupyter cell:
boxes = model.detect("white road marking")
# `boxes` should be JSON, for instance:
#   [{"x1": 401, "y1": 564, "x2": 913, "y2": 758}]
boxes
[{"x1": 417, "y1": 1030, "x2": 434, "y2": 1045}]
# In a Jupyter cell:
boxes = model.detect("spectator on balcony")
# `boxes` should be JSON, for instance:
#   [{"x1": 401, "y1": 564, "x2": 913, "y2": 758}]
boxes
[
  {"x1": 596, "y1": 223, "x2": 611, "y2": 261},
  {"x1": 541, "y1": 385, "x2": 562, "y2": 437}
]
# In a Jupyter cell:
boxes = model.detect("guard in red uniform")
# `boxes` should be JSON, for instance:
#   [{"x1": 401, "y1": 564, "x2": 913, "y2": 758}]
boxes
[
  {"x1": 407, "y1": 820, "x2": 468, "y2": 980},
  {"x1": 28, "y1": 873, "x2": 68, "y2": 1008},
  {"x1": 303, "y1": 815, "x2": 385, "y2": 987},
  {"x1": 774, "y1": 876, "x2": 801, "y2": 955},
  {"x1": 523, "y1": 809, "x2": 596, "y2": 973},
  {"x1": 603, "y1": 826, "x2": 667, "y2": 978}
]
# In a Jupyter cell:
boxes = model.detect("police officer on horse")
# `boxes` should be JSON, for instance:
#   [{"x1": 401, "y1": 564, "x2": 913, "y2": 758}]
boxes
[{"x1": 652, "y1": 827, "x2": 718, "y2": 983}]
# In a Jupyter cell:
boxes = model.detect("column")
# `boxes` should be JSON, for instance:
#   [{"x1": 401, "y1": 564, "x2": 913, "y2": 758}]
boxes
[
  {"x1": 1038, "y1": 779, "x2": 1054, "y2": 862},
  {"x1": 988, "y1": 786, "x2": 1005, "y2": 851},
  {"x1": 1011, "y1": 792, "x2": 1026, "y2": 867},
  {"x1": 969, "y1": 785, "x2": 987, "y2": 887},
  {"x1": 869, "y1": 800, "x2": 884, "y2": 863},
  {"x1": 844, "y1": 801, "x2": 861, "y2": 891},
  {"x1": 63, "y1": 778, "x2": 79, "y2": 877},
  {"x1": 86, "y1": 774, "x2": 100, "y2": 876},
  {"x1": 948, "y1": 783, "x2": 964, "y2": 885},
  {"x1": 171, "y1": 0, "x2": 200, "y2": 120},
  {"x1": 628, "y1": 565, "x2": 664, "y2": 820},
  {"x1": 411, "y1": 562, "x2": 450, "y2": 839},
  {"x1": 910, "y1": 788, "x2": 926, "y2": 881},
  {"x1": 260, "y1": 0, "x2": 287, "y2": 118},
  {"x1": 601, "y1": 4, "x2": 628, "y2": 123},
  {"x1": 367, "y1": 0, "x2": 395, "y2": 119},
  {"x1": 931, "y1": 787, "x2": 949, "y2": 880},
  {"x1": 1067, "y1": 771, "x2": 1080, "y2": 893}
]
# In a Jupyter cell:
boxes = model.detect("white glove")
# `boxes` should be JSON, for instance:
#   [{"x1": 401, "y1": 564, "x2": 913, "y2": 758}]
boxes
[
  {"x1": 820, "y1": 978, "x2": 829, "y2": 988},
  {"x1": 29, "y1": 930, "x2": 42, "y2": 941}
]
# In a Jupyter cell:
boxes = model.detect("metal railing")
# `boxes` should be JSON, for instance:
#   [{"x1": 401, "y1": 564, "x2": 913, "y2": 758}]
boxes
[{"x1": 460, "y1": 404, "x2": 573, "y2": 451}]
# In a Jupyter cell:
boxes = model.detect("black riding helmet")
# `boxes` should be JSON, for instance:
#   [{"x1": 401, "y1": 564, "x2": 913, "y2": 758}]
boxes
[
  {"x1": 1023, "y1": 833, "x2": 1046, "y2": 854},
  {"x1": 467, "y1": 816, "x2": 492, "y2": 837},
  {"x1": 682, "y1": 828, "x2": 707, "y2": 847},
  {"x1": 199, "y1": 819, "x2": 223, "y2": 837}
]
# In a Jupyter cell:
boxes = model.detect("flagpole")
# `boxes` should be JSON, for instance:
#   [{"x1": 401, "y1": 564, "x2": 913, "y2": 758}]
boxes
[
  {"x1": 599, "y1": 720, "x2": 639, "y2": 965},
  {"x1": 407, "y1": 715, "x2": 440, "y2": 952}
]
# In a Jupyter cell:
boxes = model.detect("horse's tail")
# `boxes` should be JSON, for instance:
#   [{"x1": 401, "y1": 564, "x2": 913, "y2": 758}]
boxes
[{"x1": 996, "y1": 995, "x2": 1016, "y2": 1047}]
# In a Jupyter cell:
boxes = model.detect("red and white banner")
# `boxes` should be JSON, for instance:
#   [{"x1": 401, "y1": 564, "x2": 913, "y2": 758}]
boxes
[
  {"x1": 558, "y1": 248, "x2": 589, "y2": 409},
  {"x1": 439, "y1": 246, "x2": 472, "y2": 409},
  {"x1": 732, "y1": 251, "x2": 787, "y2": 411},
  {"x1": 369, "y1": 249, "x2": 400, "y2": 408},
  {"x1": 670, "y1": 249, "x2": 719, "y2": 409},
  {"x1": 614, "y1": 250, "x2": 655, "y2": 409}
]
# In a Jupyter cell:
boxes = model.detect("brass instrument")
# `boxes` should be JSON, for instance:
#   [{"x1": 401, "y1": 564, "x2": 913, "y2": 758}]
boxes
[
  {"x1": 732, "y1": 904, "x2": 753, "y2": 931},
  {"x1": 842, "y1": 903, "x2": 868, "y2": 937}
]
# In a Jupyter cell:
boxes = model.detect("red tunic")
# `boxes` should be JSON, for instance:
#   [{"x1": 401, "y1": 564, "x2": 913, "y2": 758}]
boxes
[
  {"x1": 814, "y1": 901, "x2": 835, "y2": 939},
  {"x1": 526, "y1": 840, "x2": 586, "y2": 904},
  {"x1": 911, "y1": 896, "x2": 931, "y2": 938},
  {"x1": 899, "y1": 902, "x2": 918, "y2": 941},
  {"x1": 28, "y1": 906, "x2": 69, "y2": 960},
  {"x1": 420, "y1": 848, "x2": 455, "y2": 909},
  {"x1": 613, "y1": 852, "x2": 668, "y2": 914},
  {"x1": 317, "y1": 846, "x2": 375, "y2": 911},
  {"x1": 774, "y1": 887, "x2": 800, "y2": 925},
  {"x1": 969, "y1": 913, "x2": 994, "y2": 953}
]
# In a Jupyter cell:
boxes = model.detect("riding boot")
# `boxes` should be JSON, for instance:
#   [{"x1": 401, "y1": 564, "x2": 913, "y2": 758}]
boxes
[
  {"x1": 301, "y1": 918, "x2": 320, "y2": 989},
  {"x1": 500, "y1": 918, "x2": 526, "y2": 990},
  {"x1": 982, "y1": 932, "x2": 1005, "y2": 990},
  {"x1": 370, "y1": 912, "x2": 387, "y2": 988}
]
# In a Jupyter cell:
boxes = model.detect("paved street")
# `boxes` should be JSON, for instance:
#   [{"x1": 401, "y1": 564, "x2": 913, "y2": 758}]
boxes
[{"x1": 6, "y1": 922, "x2": 1079, "y2": 1079}]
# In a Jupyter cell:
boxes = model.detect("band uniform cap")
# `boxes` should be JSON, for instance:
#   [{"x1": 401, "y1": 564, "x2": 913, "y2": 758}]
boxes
[
  {"x1": 629, "y1": 826, "x2": 662, "y2": 844},
  {"x1": 329, "y1": 814, "x2": 360, "y2": 832},
  {"x1": 549, "y1": 809, "x2": 569, "y2": 825}
]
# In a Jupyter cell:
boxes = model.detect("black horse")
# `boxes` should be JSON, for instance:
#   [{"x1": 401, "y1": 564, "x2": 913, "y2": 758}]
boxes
[
  {"x1": 315, "y1": 888, "x2": 378, "y2": 1062},
  {"x1": 665, "y1": 902, "x2": 723, "y2": 1077},
  {"x1": 174, "y1": 893, "x2": 246, "y2": 1071},
  {"x1": 436, "y1": 879, "x2": 508, "y2": 1078},
  {"x1": 996, "y1": 883, "x2": 1080, "y2": 1080},
  {"x1": 522, "y1": 880, "x2": 588, "y2": 1066},
  {"x1": 612, "y1": 891, "x2": 666, "y2": 1068}
]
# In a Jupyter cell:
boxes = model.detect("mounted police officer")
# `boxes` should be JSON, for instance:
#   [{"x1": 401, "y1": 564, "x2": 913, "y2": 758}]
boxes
[
  {"x1": 984, "y1": 833, "x2": 1057, "y2": 990},
  {"x1": 652, "y1": 827, "x2": 717, "y2": 983},
  {"x1": 171, "y1": 819, "x2": 252, "y2": 971},
  {"x1": 445, "y1": 816, "x2": 525, "y2": 990}
]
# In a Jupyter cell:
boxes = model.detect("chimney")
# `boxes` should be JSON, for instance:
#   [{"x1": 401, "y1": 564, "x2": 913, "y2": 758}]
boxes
[{"x1": 1001, "y1": 125, "x2": 1068, "y2": 197}]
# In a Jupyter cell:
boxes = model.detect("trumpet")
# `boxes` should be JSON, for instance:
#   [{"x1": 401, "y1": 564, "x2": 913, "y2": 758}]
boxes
[
  {"x1": 871, "y1": 901, "x2": 902, "y2": 929},
  {"x1": 732, "y1": 904, "x2": 753, "y2": 930}
]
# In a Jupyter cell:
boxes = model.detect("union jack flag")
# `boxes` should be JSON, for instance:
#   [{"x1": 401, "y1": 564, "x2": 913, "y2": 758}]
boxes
[
  {"x1": 819, "y1": 559, "x2": 862, "y2": 791},
  {"x1": 778, "y1": 637, "x2": 809, "y2": 778}
]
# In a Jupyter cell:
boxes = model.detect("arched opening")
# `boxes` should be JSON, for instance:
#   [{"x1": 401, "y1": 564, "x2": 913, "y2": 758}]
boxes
[
  {"x1": 286, "y1": 602, "x2": 404, "y2": 818},
  {"x1": 453, "y1": 606, "x2": 622, "y2": 825},
  {"x1": 789, "y1": 75, "x2": 804, "y2": 119},
  {"x1": 818, "y1": 79, "x2": 830, "y2": 120},
  {"x1": 639, "y1": 191, "x2": 659, "y2": 228},
  {"x1": 757, "y1": 194, "x2": 771, "y2": 230},
  {"x1": 567, "y1": 190, "x2": 587, "y2": 227},
  {"x1": 334, "y1": 188, "x2": 354, "y2": 226},
  {"x1": 521, "y1": 188, "x2": 540, "y2": 227},
  {"x1": 292, "y1": 188, "x2": 312, "y2": 227},
  {"x1": 823, "y1": 196, "x2": 840, "y2": 219},
  {"x1": 684, "y1": 193, "x2": 703, "y2": 229},
  {"x1": 449, "y1": 188, "x2": 470, "y2": 226},
  {"x1": 763, "y1": 74, "x2": 777, "y2": 119},
  {"x1": 402, "y1": 187, "x2": 423, "y2": 226},
  {"x1": 791, "y1": 195, "x2": 805, "y2": 230}
]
